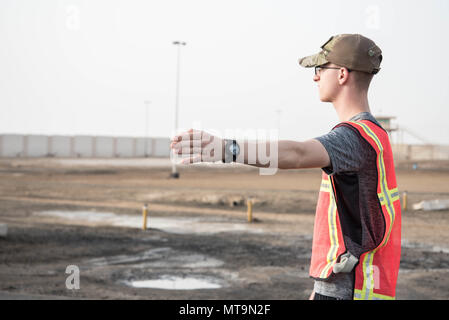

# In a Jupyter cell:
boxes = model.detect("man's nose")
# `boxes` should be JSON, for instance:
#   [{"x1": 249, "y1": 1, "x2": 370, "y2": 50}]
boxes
[{"x1": 313, "y1": 74, "x2": 320, "y2": 82}]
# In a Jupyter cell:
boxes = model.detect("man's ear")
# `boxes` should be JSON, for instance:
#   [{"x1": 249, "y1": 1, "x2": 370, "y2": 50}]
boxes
[{"x1": 338, "y1": 68, "x2": 350, "y2": 85}]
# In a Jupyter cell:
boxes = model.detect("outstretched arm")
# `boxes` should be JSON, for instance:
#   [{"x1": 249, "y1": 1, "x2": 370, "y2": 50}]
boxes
[
  {"x1": 276, "y1": 139, "x2": 330, "y2": 169},
  {"x1": 170, "y1": 129, "x2": 330, "y2": 170}
]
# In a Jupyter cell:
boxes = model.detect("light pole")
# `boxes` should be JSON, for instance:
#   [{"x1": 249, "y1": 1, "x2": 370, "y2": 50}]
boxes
[
  {"x1": 171, "y1": 40, "x2": 186, "y2": 179},
  {"x1": 144, "y1": 100, "x2": 151, "y2": 157}
]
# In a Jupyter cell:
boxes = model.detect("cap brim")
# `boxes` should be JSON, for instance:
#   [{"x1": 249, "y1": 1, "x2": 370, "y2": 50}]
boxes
[{"x1": 298, "y1": 51, "x2": 328, "y2": 68}]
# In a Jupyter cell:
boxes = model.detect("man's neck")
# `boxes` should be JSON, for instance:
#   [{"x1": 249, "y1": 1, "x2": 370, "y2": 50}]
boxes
[{"x1": 332, "y1": 90, "x2": 371, "y2": 122}]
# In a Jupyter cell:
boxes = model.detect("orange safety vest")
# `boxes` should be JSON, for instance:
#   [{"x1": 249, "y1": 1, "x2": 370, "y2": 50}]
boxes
[{"x1": 309, "y1": 119, "x2": 401, "y2": 300}]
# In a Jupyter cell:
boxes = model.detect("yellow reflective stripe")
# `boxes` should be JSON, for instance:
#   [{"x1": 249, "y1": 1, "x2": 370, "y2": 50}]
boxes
[
  {"x1": 319, "y1": 178, "x2": 339, "y2": 278},
  {"x1": 354, "y1": 289, "x2": 395, "y2": 300},
  {"x1": 348, "y1": 121, "x2": 397, "y2": 300},
  {"x1": 390, "y1": 187, "x2": 400, "y2": 202},
  {"x1": 372, "y1": 293, "x2": 395, "y2": 300},
  {"x1": 348, "y1": 121, "x2": 394, "y2": 223},
  {"x1": 378, "y1": 187, "x2": 399, "y2": 205},
  {"x1": 356, "y1": 122, "x2": 396, "y2": 249},
  {"x1": 362, "y1": 250, "x2": 378, "y2": 299},
  {"x1": 349, "y1": 121, "x2": 396, "y2": 241},
  {"x1": 320, "y1": 179, "x2": 331, "y2": 192}
]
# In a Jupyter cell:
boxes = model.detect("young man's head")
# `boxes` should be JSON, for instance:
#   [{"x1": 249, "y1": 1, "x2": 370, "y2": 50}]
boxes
[{"x1": 298, "y1": 34, "x2": 382, "y2": 103}]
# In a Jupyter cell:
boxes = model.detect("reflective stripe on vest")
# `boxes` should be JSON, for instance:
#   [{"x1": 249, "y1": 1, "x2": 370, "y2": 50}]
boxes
[
  {"x1": 319, "y1": 178, "x2": 339, "y2": 278},
  {"x1": 347, "y1": 121, "x2": 400, "y2": 300},
  {"x1": 309, "y1": 119, "x2": 401, "y2": 300},
  {"x1": 309, "y1": 174, "x2": 346, "y2": 280}
]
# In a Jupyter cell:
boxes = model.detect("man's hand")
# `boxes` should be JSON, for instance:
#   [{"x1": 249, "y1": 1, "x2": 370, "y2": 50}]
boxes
[{"x1": 170, "y1": 129, "x2": 224, "y2": 164}]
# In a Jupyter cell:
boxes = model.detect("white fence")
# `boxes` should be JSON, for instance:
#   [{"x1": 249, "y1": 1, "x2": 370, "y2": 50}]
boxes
[
  {"x1": 392, "y1": 144, "x2": 449, "y2": 161},
  {"x1": 2, "y1": 134, "x2": 447, "y2": 161},
  {"x1": 0, "y1": 134, "x2": 170, "y2": 158}
]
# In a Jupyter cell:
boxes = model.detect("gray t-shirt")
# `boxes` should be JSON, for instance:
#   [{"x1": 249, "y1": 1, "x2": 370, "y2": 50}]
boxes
[{"x1": 312, "y1": 112, "x2": 383, "y2": 300}]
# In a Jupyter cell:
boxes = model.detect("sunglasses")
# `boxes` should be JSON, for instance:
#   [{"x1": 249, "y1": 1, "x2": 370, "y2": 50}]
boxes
[{"x1": 314, "y1": 66, "x2": 351, "y2": 76}]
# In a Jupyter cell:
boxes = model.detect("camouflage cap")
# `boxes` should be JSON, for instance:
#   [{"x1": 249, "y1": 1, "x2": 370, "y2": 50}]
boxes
[{"x1": 298, "y1": 34, "x2": 382, "y2": 74}]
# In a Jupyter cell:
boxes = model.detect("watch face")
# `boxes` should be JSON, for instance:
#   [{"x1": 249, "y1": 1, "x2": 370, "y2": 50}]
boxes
[{"x1": 230, "y1": 143, "x2": 239, "y2": 155}]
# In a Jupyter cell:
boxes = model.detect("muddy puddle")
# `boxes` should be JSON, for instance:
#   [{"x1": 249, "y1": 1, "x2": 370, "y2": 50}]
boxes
[
  {"x1": 402, "y1": 240, "x2": 449, "y2": 254},
  {"x1": 33, "y1": 210, "x2": 263, "y2": 235},
  {"x1": 81, "y1": 246, "x2": 233, "y2": 291},
  {"x1": 400, "y1": 240, "x2": 449, "y2": 274},
  {"x1": 30, "y1": 210, "x2": 278, "y2": 292},
  {"x1": 83, "y1": 247, "x2": 225, "y2": 269},
  {"x1": 124, "y1": 276, "x2": 222, "y2": 290}
]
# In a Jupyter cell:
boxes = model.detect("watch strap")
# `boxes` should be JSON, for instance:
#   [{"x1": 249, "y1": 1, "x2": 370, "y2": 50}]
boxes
[{"x1": 223, "y1": 139, "x2": 238, "y2": 163}]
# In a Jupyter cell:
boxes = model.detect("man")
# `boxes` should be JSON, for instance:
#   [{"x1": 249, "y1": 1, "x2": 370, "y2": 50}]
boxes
[{"x1": 170, "y1": 34, "x2": 401, "y2": 300}]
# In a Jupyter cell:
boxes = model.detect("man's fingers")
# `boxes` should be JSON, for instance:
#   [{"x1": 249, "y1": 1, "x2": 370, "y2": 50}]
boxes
[
  {"x1": 170, "y1": 129, "x2": 221, "y2": 163},
  {"x1": 171, "y1": 140, "x2": 200, "y2": 148},
  {"x1": 171, "y1": 129, "x2": 216, "y2": 143},
  {"x1": 173, "y1": 146, "x2": 203, "y2": 155},
  {"x1": 173, "y1": 146, "x2": 215, "y2": 160},
  {"x1": 172, "y1": 128, "x2": 202, "y2": 142},
  {"x1": 171, "y1": 136, "x2": 215, "y2": 150},
  {"x1": 181, "y1": 154, "x2": 202, "y2": 164}
]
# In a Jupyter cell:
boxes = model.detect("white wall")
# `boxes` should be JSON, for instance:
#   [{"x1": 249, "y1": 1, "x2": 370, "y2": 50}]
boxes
[
  {"x1": 50, "y1": 136, "x2": 72, "y2": 157},
  {"x1": 73, "y1": 136, "x2": 93, "y2": 157},
  {"x1": 95, "y1": 136, "x2": 114, "y2": 157},
  {"x1": 26, "y1": 135, "x2": 48, "y2": 157},
  {"x1": 153, "y1": 137, "x2": 170, "y2": 157},
  {"x1": 135, "y1": 138, "x2": 152, "y2": 157},
  {"x1": 0, "y1": 135, "x2": 24, "y2": 157},
  {"x1": 0, "y1": 134, "x2": 171, "y2": 158},
  {"x1": 116, "y1": 137, "x2": 134, "y2": 157}
]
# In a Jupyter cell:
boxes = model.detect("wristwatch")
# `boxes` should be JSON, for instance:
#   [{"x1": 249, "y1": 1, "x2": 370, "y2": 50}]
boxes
[{"x1": 223, "y1": 139, "x2": 240, "y2": 163}]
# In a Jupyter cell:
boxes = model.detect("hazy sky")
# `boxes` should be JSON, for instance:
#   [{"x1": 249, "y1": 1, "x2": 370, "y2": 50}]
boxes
[{"x1": 1, "y1": 0, "x2": 448, "y2": 145}]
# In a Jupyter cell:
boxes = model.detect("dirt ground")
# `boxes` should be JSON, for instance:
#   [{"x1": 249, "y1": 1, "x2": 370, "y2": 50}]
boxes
[{"x1": 0, "y1": 158, "x2": 449, "y2": 300}]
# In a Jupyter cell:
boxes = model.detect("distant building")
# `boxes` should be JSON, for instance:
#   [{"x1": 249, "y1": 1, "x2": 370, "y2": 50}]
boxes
[{"x1": 376, "y1": 115, "x2": 398, "y2": 135}]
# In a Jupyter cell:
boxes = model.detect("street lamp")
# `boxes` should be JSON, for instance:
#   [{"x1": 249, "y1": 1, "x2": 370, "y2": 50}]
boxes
[
  {"x1": 171, "y1": 40, "x2": 186, "y2": 179},
  {"x1": 144, "y1": 100, "x2": 151, "y2": 157}
]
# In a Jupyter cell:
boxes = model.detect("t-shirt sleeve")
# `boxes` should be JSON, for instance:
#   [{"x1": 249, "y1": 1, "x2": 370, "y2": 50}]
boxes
[{"x1": 314, "y1": 126, "x2": 365, "y2": 175}]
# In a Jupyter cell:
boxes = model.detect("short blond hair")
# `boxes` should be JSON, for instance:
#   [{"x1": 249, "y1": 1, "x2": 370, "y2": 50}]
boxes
[{"x1": 351, "y1": 71, "x2": 374, "y2": 91}]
